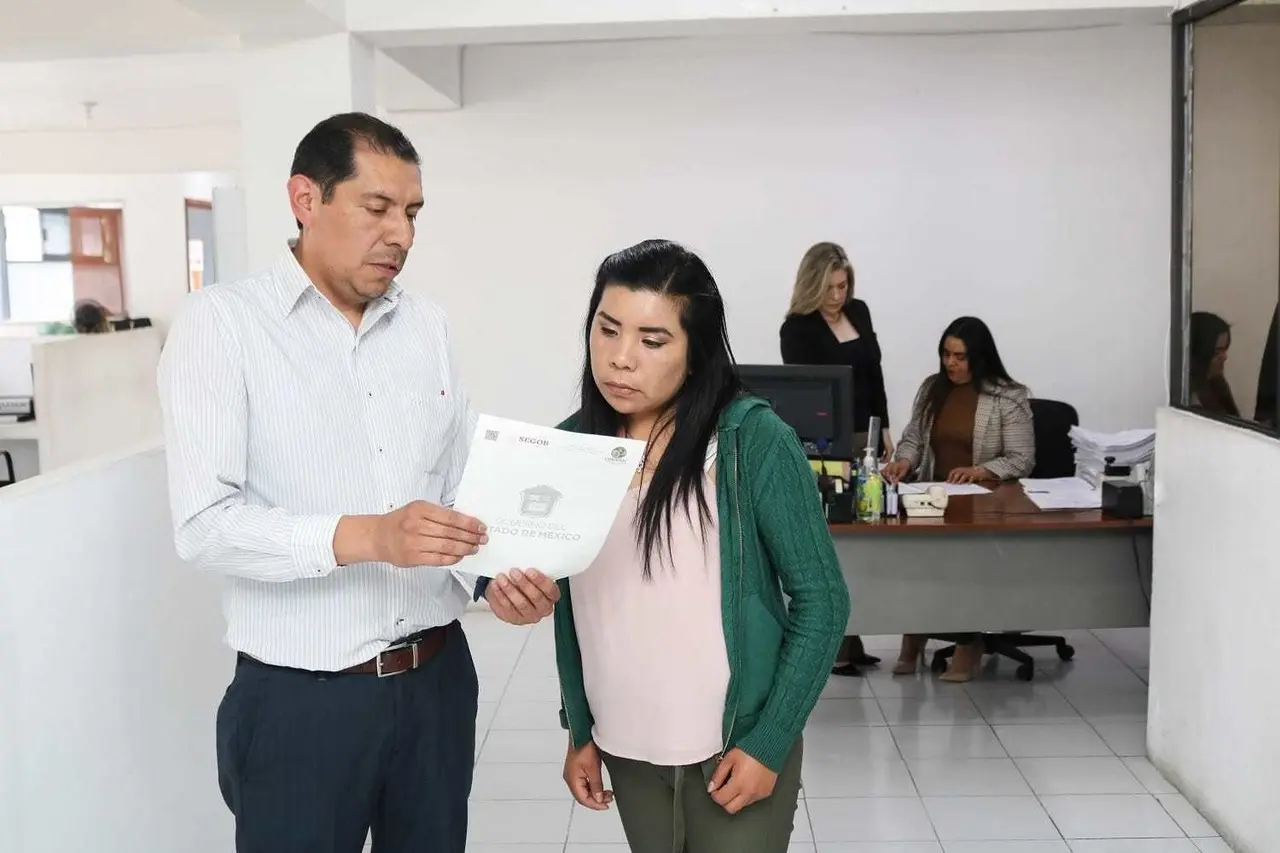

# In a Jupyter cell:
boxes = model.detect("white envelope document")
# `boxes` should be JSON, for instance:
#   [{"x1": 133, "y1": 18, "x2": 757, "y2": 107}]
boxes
[{"x1": 451, "y1": 415, "x2": 647, "y2": 580}]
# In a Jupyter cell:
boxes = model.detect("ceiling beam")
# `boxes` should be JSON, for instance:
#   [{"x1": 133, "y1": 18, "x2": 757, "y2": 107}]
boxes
[
  {"x1": 377, "y1": 47, "x2": 462, "y2": 111},
  {"x1": 176, "y1": 1, "x2": 461, "y2": 111},
  {"x1": 174, "y1": 0, "x2": 346, "y2": 43},
  {"x1": 348, "y1": 0, "x2": 1176, "y2": 47}
]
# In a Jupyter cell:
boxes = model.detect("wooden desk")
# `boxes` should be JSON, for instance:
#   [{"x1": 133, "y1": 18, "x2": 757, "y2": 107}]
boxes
[{"x1": 829, "y1": 483, "x2": 1153, "y2": 635}]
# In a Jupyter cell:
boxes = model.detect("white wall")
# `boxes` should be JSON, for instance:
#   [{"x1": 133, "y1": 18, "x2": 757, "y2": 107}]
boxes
[
  {"x1": 0, "y1": 171, "x2": 234, "y2": 329},
  {"x1": 398, "y1": 26, "x2": 1172, "y2": 431},
  {"x1": 1188, "y1": 21, "x2": 1280, "y2": 417},
  {"x1": 1149, "y1": 408, "x2": 1280, "y2": 853},
  {"x1": 0, "y1": 445, "x2": 232, "y2": 853}
]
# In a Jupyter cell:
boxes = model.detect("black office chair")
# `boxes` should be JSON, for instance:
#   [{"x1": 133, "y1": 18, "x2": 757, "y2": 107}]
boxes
[
  {"x1": 0, "y1": 451, "x2": 15, "y2": 487},
  {"x1": 929, "y1": 398, "x2": 1079, "y2": 681}
]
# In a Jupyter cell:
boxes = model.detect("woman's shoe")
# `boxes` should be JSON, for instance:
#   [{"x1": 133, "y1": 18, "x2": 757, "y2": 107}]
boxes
[
  {"x1": 892, "y1": 654, "x2": 923, "y2": 676},
  {"x1": 893, "y1": 635, "x2": 927, "y2": 676},
  {"x1": 830, "y1": 662, "x2": 864, "y2": 677},
  {"x1": 852, "y1": 653, "x2": 882, "y2": 667},
  {"x1": 938, "y1": 645, "x2": 984, "y2": 683}
]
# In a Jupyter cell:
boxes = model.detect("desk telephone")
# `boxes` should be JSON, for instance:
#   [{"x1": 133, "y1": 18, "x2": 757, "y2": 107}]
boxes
[{"x1": 900, "y1": 485, "x2": 949, "y2": 518}]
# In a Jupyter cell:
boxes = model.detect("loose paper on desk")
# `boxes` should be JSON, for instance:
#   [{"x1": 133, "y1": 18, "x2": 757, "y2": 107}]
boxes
[
  {"x1": 899, "y1": 482, "x2": 991, "y2": 497},
  {"x1": 1019, "y1": 477, "x2": 1102, "y2": 510},
  {"x1": 450, "y1": 415, "x2": 647, "y2": 580}
]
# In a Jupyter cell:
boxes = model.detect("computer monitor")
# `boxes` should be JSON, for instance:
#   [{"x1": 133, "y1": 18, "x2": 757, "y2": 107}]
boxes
[{"x1": 735, "y1": 364, "x2": 855, "y2": 460}]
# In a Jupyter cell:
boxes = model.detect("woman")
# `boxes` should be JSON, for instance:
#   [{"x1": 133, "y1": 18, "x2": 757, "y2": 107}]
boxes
[
  {"x1": 882, "y1": 316, "x2": 1035, "y2": 682},
  {"x1": 554, "y1": 239, "x2": 850, "y2": 853},
  {"x1": 779, "y1": 241, "x2": 890, "y2": 677},
  {"x1": 1189, "y1": 311, "x2": 1239, "y2": 418}
]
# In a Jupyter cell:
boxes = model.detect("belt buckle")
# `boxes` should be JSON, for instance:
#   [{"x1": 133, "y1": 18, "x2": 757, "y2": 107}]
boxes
[{"x1": 375, "y1": 640, "x2": 419, "y2": 678}]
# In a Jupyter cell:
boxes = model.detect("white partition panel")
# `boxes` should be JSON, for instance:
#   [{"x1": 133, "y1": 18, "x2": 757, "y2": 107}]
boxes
[
  {"x1": 0, "y1": 445, "x2": 234, "y2": 853},
  {"x1": 31, "y1": 327, "x2": 163, "y2": 472},
  {"x1": 1150, "y1": 407, "x2": 1280, "y2": 853}
]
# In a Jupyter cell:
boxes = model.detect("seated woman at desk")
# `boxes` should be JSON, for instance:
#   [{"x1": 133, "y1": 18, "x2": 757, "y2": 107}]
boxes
[
  {"x1": 881, "y1": 316, "x2": 1035, "y2": 681},
  {"x1": 779, "y1": 241, "x2": 891, "y2": 677},
  {"x1": 1188, "y1": 311, "x2": 1239, "y2": 418}
]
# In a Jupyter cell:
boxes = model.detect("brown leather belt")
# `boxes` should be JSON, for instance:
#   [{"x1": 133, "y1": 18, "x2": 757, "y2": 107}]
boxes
[
  {"x1": 343, "y1": 624, "x2": 450, "y2": 677},
  {"x1": 240, "y1": 623, "x2": 451, "y2": 678}
]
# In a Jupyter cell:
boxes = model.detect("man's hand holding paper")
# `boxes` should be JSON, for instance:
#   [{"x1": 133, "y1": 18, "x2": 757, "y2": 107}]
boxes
[
  {"x1": 451, "y1": 415, "x2": 647, "y2": 580},
  {"x1": 372, "y1": 501, "x2": 489, "y2": 567}
]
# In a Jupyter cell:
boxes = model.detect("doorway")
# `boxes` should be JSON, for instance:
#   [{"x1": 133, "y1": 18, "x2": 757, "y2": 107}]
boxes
[{"x1": 185, "y1": 199, "x2": 217, "y2": 292}]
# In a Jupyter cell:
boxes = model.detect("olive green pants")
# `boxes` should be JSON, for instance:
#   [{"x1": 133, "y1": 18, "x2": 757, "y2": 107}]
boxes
[{"x1": 599, "y1": 738, "x2": 803, "y2": 853}]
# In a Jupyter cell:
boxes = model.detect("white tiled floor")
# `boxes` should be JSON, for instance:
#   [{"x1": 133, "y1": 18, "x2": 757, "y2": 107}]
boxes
[{"x1": 460, "y1": 613, "x2": 1233, "y2": 853}]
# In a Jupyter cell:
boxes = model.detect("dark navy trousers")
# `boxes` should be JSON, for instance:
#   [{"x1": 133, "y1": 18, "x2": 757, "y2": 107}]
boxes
[{"x1": 215, "y1": 621, "x2": 478, "y2": 853}]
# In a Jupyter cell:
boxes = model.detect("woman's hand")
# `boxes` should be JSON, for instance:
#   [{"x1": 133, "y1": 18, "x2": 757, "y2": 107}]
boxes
[
  {"x1": 880, "y1": 429, "x2": 895, "y2": 461},
  {"x1": 946, "y1": 466, "x2": 992, "y2": 484},
  {"x1": 881, "y1": 458, "x2": 910, "y2": 484},
  {"x1": 707, "y1": 748, "x2": 778, "y2": 814},
  {"x1": 563, "y1": 740, "x2": 613, "y2": 810}
]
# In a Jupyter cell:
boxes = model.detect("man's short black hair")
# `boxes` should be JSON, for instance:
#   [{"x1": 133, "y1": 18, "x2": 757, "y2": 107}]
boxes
[{"x1": 290, "y1": 112, "x2": 420, "y2": 227}]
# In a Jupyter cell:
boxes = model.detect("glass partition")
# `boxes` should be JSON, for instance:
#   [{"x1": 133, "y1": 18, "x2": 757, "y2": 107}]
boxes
[{"x1": 1172, "y1": 0, "x2": 1280, "y2": 431}]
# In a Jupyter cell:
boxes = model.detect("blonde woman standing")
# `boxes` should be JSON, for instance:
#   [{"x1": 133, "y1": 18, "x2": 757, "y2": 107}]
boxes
[{"x1": 779, "y1": 242, "x2": 890, "y2": 677}]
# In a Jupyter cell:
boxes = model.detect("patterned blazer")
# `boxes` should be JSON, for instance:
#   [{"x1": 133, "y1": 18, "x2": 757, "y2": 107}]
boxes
[{"x1": 893, "y1": 376, "x2": 1036, "y2": 482}]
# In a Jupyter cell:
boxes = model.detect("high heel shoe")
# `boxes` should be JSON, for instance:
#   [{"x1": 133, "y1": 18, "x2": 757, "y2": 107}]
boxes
[
  {"x1": 893, "y1": 636, "x2": 927, "y2": 676},
  {"x1": 938, "y1": 648, "x2": 984, "y2": 683},
  {"x1": 892, "y1": 651, "x2": 925, "y2": 676}
]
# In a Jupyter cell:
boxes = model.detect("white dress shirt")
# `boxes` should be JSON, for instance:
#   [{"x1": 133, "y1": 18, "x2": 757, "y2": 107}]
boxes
[{"x1": 158, "y1": 247, "x2": 478, "y2": 671}]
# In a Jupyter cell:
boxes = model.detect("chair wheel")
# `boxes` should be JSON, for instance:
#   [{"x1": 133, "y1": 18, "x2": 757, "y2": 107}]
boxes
[
  {"x1": 1016, "y1": 663, "x2": 1035, "y2": 681},
  {"x1": 930, "y1": 653, "x2": 948, "y2": 674},
  {"x1": 1057, "y1": 644, "x2": 1076, "y2": 662}
]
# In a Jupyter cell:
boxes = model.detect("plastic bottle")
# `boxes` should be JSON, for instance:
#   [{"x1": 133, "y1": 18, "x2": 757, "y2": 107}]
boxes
[{"x1": 856, "y1": 444, "x2": 883, "y2": 523}]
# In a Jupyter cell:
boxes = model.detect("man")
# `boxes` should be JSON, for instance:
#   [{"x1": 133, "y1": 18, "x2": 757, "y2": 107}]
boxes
[{"x1": 158, "y1": 112, "x2": 559, "y2": 853}]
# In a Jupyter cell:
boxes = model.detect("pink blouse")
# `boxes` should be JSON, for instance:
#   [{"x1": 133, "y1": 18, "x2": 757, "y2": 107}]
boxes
[{"x1": 569, "y1": 470, "x2": 729, "y2": 767}]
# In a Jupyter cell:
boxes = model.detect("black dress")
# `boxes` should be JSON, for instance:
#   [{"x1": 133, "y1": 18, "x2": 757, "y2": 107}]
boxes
[{"x1": 779, "y1": 299, "x2": 891, "y2": 448}]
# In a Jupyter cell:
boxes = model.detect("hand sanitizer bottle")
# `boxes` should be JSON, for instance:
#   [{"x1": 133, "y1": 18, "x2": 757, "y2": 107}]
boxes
[{"x1": 855, "y1": 423, "x2": 883, "y2": 523}]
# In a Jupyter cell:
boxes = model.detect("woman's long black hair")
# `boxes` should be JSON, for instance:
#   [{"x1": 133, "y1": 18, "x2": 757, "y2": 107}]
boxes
[
  {"x1": 576, "y1": 239, "x2": 742, "y2": 578},
  {"x1": 1189, "y1": 311, "x2": 1239, "y2": 417},
  {"x1": 924, "y1": 316, "x2": 1019, "y2": 420},
  {"x1": 1189, "y1": 311, "x2": 1231, "y2": 386}
]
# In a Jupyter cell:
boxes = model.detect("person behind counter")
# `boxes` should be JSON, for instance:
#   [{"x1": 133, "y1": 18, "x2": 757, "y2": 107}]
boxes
[
  {"x1": 1188, "y1": 311, "x2": 1239, "y2": 418},
  {"x1": 779, "y1": 241, "x2": 890, "y2": 678},
  {"x1": 554, "y1": 239, "x2": 849, "y2": 853},
  {"x1": 73, "y1": 299, "x2": 112, "y2": 334},
  {"x1": 881, "y1": 315, "x2": 1035, "y2": 682}
]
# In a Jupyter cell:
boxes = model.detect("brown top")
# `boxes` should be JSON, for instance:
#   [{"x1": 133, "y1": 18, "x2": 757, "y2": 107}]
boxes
[
  {"x1": 830, "y1": 482, "x2": 1154, "y2": 534},
  {"x1": 930, "y1": 382, "x2": 979, "y2": 478}
]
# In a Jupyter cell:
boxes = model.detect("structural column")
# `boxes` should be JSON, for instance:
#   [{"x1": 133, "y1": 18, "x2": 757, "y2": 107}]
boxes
[{"x1": 237, "y1": 34, "x2": 377, "y2": 271}]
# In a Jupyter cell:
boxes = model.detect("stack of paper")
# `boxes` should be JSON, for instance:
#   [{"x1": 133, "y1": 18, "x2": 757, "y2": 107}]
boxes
[
  {"x1": 1020, "y1": 476, "x2": 1102, "y2": 511},
  {"x1": 1069, "y1": 427, "x2": 1155, "y2": 486},
  {"x1": 899, "y1": 482, "x2": 991, "y2": 497}
]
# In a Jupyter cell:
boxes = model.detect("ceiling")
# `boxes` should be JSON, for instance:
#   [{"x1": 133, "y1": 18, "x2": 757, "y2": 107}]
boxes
[
  {"x1": 0, "y1": 52, "x2": 237, "y2": 133},
  {"x1": 2, "y1": 0, "x2": 1272, "y2": 135},
  {"x1": 0, "y1": 0, "x2": 241, "y2": 132},
  {"x1": 0, "y1": 0, "x2": 238, "y2": 62}
]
